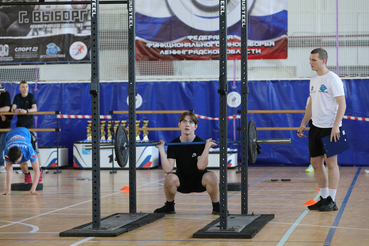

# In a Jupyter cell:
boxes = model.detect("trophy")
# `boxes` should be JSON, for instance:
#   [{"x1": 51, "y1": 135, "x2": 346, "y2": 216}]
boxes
[
  {"x1": 113, "y1": 121, "x2": 120, "y2": 138},
  {"x1": 142, "y1": 120, "x2": 149, "y2": 142},
  {"x1": 136, "y1": 120, "x2": 141, "y2": 141},
  {"x1": 107, "y1": 122, "x2": 113, "y2": 141},
  {"x1": 86, "y1": 121, "x2": 92, "y2": 140},
  {"x1": 100, "y1": 121, "x2": 106, "y2": 141}
]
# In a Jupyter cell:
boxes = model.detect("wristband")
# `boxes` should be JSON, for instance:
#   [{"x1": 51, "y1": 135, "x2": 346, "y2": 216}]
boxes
[{"x1": 26, "y1": 109, "x2": 29, "y2": 113}]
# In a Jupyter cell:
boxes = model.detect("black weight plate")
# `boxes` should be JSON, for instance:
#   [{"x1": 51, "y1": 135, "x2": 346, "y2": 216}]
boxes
[
  {"x1": 115, "y1": 125, "x2": 128, "y2": 168},
  {"x1": 248, "y1": 120, "x2": 258, "y2": 164}
]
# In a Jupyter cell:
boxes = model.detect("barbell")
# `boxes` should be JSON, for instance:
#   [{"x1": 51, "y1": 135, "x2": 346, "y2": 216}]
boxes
[{"x1": 113, "y1": 120, "x2": 291, "y2": 168}]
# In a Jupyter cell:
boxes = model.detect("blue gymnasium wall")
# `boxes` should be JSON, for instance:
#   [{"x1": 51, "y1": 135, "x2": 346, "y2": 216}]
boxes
[{"x1": 2, "y1": 79, "x2": 369, "y2": 166}]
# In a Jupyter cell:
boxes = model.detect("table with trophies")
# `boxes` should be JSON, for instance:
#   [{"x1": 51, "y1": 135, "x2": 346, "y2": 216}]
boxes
[{"x1": 73, "y1": 120, "x2": 160, "y2": 169}]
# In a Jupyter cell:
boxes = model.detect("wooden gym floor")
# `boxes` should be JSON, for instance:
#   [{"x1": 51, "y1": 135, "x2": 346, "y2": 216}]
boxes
[{"x1": 0, "y1": 166, "x2": 368, "y2": 246}]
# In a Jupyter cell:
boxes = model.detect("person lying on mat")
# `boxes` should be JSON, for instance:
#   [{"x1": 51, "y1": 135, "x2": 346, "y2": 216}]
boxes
[
  {"x1": 1, "y1": 127, "x2": 41, "y2": 195},
  {"x1": 154, "y1": 110, "x2": 220, "y2": 214}
]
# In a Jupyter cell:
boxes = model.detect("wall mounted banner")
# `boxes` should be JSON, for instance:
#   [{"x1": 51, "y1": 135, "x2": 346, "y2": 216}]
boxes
[
  {"x1": 0, "y1": 1, "x2": 91, "y2": 65},
  {"x1": 136, "y1": 0, "x2": 288, "y2": 61}
]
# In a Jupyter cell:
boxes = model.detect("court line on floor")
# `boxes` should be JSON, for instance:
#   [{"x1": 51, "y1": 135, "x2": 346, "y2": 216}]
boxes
[
  {"x1": 277, "y1": 167, "x2": 362, "y2": 246},
  {"x1": 270, "y1": 221, "x2": 369, "y2": 231},
  {"x1": 194, "y1": 171, "x2": 276, "y2": 215},
  {"x1": 69, "y1": 237, "x2": 94, "y2": 246},
  {"x1": 324, "y1": 167, "x2": 361, "y2": 246},
  {"x1": 0, "y1": 177, "x2": 168, "y2": 246},
  {"x1": 276, "y1": 193, "x2": 320, "y2": 246},
  {"x1": 68, "y1": 177, "x2": 167, "y2": 246},
  {"x1": 3, "y1": 221, "x2": 367, "y2": 234},
  {"x1": 0, "y1": 199, "x2": 96, "y2": 231},
  {"x1": 0, "y1": 220, "x2": 39, "y2": 233},
  {"x1": 0, "y1": 178, "x2": 166, "y2": 231}
]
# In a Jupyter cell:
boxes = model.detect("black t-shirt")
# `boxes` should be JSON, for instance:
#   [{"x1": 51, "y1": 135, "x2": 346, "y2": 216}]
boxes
[
  {"x1": 12, "y1": 93, "x2": 37, "y2": 128},
  {"x1": 167, "y1": 136, "x2": 206, "y2": 176},
  {"x1": 0, "y1": 91, "x2": 12, "y2": 128}
]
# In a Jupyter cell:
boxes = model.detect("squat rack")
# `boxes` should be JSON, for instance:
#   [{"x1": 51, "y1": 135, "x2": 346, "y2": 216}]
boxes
[{"x1": 19, "y1": 0, "x2": 274, "y2": 238}]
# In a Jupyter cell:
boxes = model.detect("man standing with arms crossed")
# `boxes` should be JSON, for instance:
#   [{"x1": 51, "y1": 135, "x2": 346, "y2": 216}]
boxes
[
  {"x1": 12, "y1": 81, "x2": 42, "y2": 181},
  {"x1": 297, "y1": 48, "x2": 346, "y2": 211}
]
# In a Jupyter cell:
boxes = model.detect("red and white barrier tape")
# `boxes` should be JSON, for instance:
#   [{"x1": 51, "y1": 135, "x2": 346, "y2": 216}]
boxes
[
  {"x1": 56, "y1": 114, "x2": 368, "y2": 122},
  {"x1": 197, "y1": 114, "x2": 368, "y2": 122},
  {"x1": 57, "y1": 115, "x2": 112, "y2": 119},
  {"x1": 343, "y1": 116, "x2": 369, "y2": 122},
  {"x1": 196, "y1": 114, "x2": 240, "y2": 120}
]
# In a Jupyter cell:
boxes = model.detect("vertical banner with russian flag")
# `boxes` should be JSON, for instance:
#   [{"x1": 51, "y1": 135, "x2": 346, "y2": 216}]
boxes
[{"x1": 136, "y1": 0, "x2": 288, "y2": 61}]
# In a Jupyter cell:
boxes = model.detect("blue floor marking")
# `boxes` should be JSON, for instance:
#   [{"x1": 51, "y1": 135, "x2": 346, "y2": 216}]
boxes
[
  {"x1": 227, "y1": 171, "x2": 276, "y2": 199},
  {"x1": 195, "y1": 171, "x2": 275, "y2": 215},
  {"x1": 324, "y1": 167, "x2": 361, "y2": 246}
]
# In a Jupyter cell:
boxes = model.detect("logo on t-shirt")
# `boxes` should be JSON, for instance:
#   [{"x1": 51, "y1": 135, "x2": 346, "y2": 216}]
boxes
[
  {"x1": 192, "y1": 153, "x2": 197, "y2": 158},
  {"x1": 9, "y1": 135, "x2": 26, "y2": 141},
  {"x1": 319, "y1": 84, "x2": 328, "y2": 93}
]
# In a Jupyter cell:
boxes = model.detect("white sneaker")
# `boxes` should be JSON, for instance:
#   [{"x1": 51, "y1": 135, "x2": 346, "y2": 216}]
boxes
[
  {"x1": 0, "y1": 166, "x2": 6, "y2": 173},
  {"x1": 305, "y1": 164, "x2": 314, "y2": 173}
]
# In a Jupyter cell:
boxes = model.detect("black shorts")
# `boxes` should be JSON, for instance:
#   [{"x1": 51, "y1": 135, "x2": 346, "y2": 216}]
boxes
[
  {"x1": 309, "y1": 123, "x2": 341, "y2": 158},
  {"x1": 174, "y1": 171, "x2": 208, "y2": 193},
  {"x1": 30, "y1": 131, "x2": 40, "y2": 154}
]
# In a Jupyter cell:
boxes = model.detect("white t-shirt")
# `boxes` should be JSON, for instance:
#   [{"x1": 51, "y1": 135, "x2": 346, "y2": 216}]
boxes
[{"x1": 309, "y1": 71, "x2": 345, "y2": 128}]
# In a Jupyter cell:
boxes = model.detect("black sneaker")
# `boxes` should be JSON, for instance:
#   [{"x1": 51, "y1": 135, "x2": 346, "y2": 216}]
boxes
[
  {"x1": 319, "y1": 196, "x2": 338, "y2": 211},
  {"x1": 154, "y1": 202, "x2": 176, "y2": 214},
  {"x1": 212, "y1": 208, "x2": 220, "y2": 215},
  {"x1": 212, "y1": 202, "x2": 220, "y2": 215},
  {"x1": 308, "y1": 196, "x2": 326, "y2": 210},
  {"x1": 211, "y1": 206, "x2": 229, "y2": 215}
]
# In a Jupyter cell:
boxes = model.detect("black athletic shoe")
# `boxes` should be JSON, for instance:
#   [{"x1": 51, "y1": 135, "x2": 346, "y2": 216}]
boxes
[
  {"x1": 154, "y1": 202, "x2": 176, "y2": 214},
  {"x1": 211, "y1": 207, "x2": 229, "y2": 215},
  {"x1": 319, "y1": 196, "x2": 338, "y2": 211},
  {"x1": 212, "y1": 202, "x2": 220, "y2": 215},
  {"x1": 308, "y1": 196, "x2": 326, "y2": 210}
]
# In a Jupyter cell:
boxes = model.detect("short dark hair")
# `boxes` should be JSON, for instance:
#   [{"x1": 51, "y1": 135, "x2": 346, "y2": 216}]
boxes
[
  {"x1": 20, "y1": 80, "x2": 27, "y2": 85},
  {"x1": 179, "y1": 111, "x2": 198, "y2": 125},
  {"x1": 8, "y1": 146, "x2": 22, "y2": 163},
  {"x1": 311, "y1": 48, "x2": 328, "y2": 64}
]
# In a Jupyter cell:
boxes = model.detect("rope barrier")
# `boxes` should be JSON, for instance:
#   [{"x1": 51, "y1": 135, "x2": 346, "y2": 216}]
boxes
[
  {"x1": 57, "y1": 115, "x2": 112, "y2": 119},
  {"x1": 126, "y1": 127, "x2": 306, "y2": 131},
  {"x1": 136, "y1": 127, "x2": 179, "y2": 131},
  {"x1": 196, "y1": 114, "x2": 239, "y2": 120},
  {"x1": 197, "y1": 113, "x2": 368, "y2": 122},
  {"x1": 54, "y1": 112, "x2": 368, "y2": 123},
  {"x1": 256, "y1": 127, "x2": 310, "y2": 131},
  {"x1": 248, "y1": 110, "x2": 306, "y2": 113},
  {"x1": 111, "y1": 110, "x2": 187, "y2": 114},
  {"x1": 343, "y1": 116, "x2": 369, "y2": 122}
]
